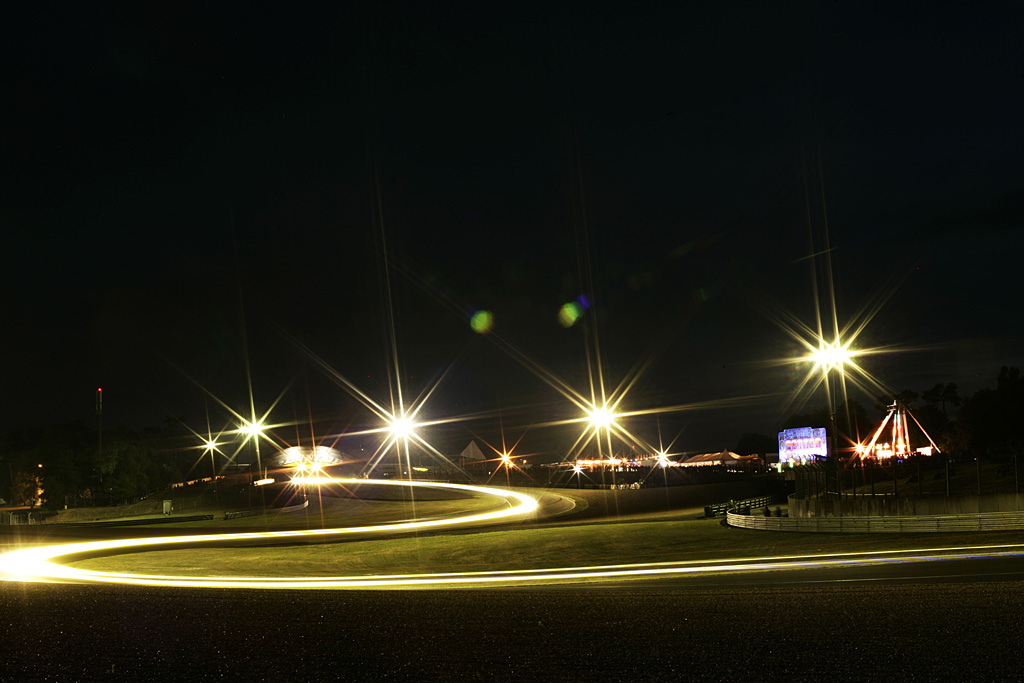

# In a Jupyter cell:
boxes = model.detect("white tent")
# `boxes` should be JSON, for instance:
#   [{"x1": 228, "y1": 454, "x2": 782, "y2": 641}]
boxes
[
  {"x1": 459, "y1": 441, "x2": 487, "y2": 467},
  {"x1": 680, "y1": 449, "x2": 758, "y2": 468}
]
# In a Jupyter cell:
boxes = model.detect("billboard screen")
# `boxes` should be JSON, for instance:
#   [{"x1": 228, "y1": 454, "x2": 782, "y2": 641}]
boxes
[{"x1": 778, "y1": 427, "x2": 828, "y2": 465}]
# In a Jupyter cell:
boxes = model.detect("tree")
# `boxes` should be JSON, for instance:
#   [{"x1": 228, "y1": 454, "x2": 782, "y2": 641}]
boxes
[
  {"x1": 951, "y1": 367, "x2": 1024, "y2": 458},
  {"x1": 922, "y1": 383, "x2": 962, "y2": 417},
  {"x1": 8, "y1": 470, "x2": 37, "y2": 507},
  {"x1": 874, "y1": 389, "x2": 919, "y2": 412},
  {"x1": 835, "y1": 399, "x2": 872, "y2": 441},
  {"x1": 735, "y1": 433, "x2": 776, "y2": 456},
  {"x1": 782, "y1": 406, "x2": 831, "y2": 431}
]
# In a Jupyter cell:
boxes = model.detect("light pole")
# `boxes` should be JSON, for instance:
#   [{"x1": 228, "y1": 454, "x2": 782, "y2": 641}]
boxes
[
  {"x1": 809, "y1": 340, "x2": 856, "y2": 512},
  {"x1": 586, "y1": 404, "x2": 618, "y2": 488},
  {"x1": 240, "y1": 419, "x2": 266, "y2": 509},
  {"x1": 240, "y1": 420, "x2": 265, "y2": 475},
  {"x1": 202, "y1": 439, "x2": 221, "y2": 508},
  {"x1": 203, "y1": 440, "x2": 219, "y2": 480},
  {"x1": 388, "y1": 413, "x2": 418, "y2": 481},
  {"x1": 96, "y1": 388, "x2": 103, "y2": 489}
]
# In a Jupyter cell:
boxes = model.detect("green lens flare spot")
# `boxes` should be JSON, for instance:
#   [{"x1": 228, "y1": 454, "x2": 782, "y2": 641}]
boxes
[
  {"x1": 558, "y1": 302, "x2": 583, "y2": 328},
  {"x1": 470, "y1": 310, "x2": 494, "y2": 333}
]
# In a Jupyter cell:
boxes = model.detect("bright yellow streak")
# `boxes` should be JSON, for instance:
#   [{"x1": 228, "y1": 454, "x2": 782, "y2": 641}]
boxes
[
  {"x1": 0, "y1": 479, "x2": 538, "y2": 587},
  {"x1": 8, "y1": 479, "x2": 1019, "y2": 590},
  {"x1": 3, "y1": 520, "x2": 1021, "y2": 589}
]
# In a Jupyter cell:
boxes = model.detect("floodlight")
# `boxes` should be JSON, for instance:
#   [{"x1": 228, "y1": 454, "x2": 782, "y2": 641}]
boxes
[
  {"x1": 240, "y1": 420, "x2": 265, "y2": 439},
  {"x1": 588, "y1": 406, "x2": 616, "y2": 429},
  {"x1": 809, "y1": 341, "x2": 856, "y2": 370},
  {"x1": 389, "y1": 416, "x2": 415, "y2": 438}
]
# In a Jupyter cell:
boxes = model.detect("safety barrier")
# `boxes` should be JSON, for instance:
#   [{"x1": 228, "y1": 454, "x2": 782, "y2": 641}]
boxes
[
  {"x1": 224, "y1": 499, "x2": 308, "y2": 520},
  {"x1": 727, "y1": 509, "x2": 1024, "y2": 532},
  {"x1": 705, "y1": 495, "x2": 780, "y2": 518},
  {"x1": 82, "y1": 514, "x2": 215, "y2": 527},
  {"x1": 279, "y1": 499, "x2": 309, "y2": 513}
]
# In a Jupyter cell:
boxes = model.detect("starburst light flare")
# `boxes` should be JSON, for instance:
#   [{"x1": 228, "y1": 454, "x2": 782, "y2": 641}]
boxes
[
  {"x1": 588, "y1": 406, "x2": 616, "y2": 430},
  {"x1": 388, "y1": 415, "x2": 416, "y2": 439},
  {"x1": 809, "y1": 340, "x2": 858, "y2": 371}
]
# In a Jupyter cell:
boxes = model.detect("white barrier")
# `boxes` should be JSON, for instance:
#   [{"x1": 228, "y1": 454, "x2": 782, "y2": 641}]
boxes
[{"x1": 727, "y1": 509, "x2": 1024, "y2": 532}]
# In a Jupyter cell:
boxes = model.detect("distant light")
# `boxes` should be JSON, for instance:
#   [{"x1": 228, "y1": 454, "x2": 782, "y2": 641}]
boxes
[
  {"x1": 809, "y1": 341, "x2": 857, "y2": 370},
  {"x1": 501, "y1": 453, "x2": 512, "y2": 467},
  {"x1": 588, "y1": 406, "x2": 616, "y2": 429},
  {"x1": 470, "y1": 310, "x2": 495, "y2": 334},
  {"x1": 240, "y1": 420, "x2": 265, "y2": 439},
  {"x1": 389, "y1": 416, "x2": 415, "y2": 438},
  {"x1": 572, "y1": 464, "x2": 583, "y2": 474},
  {"x1": 558, "y1": 302, "x2": 584, "y2": 328},
  {"x1": 204, "y1": 440, "x2": 219, "y2": 451}
]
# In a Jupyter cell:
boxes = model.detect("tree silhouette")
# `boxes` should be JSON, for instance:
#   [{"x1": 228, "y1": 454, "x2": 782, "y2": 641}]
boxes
[
  {"x1": 735, "y1": 433, "x2": 776, "y2": 456},
  {"x1": 922, "y1": 383, "x2": 961, "y2": 417},
  {"x1": 874, "y1": 389, "x2": 918, "y2": 412}
]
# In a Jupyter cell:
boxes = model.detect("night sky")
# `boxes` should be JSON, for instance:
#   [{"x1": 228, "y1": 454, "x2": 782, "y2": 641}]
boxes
[{"x1": 4, "y1": 2, "x2": 1023, "y2": 460}]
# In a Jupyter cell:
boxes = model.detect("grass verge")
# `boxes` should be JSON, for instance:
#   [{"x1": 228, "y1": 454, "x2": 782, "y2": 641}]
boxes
[{"x1": 68, "y1": 515, "x2": 1024, "y2": 578}]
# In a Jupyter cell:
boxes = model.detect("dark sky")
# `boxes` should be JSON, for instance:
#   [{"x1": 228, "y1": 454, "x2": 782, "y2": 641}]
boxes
[{"x1": 3, "y1": 2, "x2": 1023, "y2": 460}]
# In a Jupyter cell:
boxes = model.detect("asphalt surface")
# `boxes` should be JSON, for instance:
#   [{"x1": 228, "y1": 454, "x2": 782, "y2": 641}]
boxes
[
  {"x1": 605, "y1": 552, "x2": 1024, "y2": 590},
  {"x1": 2, "y1": 580, "x2": 1023, "y2": 682}
]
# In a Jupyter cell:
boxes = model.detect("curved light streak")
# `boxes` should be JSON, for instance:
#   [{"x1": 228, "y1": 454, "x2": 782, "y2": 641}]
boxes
[
  {"x1": 3, "y1": 479, "x2": 1023, "y2": 589},
  {"x1": 0, "y1": 479, "x2": 537, "y2": 588}
]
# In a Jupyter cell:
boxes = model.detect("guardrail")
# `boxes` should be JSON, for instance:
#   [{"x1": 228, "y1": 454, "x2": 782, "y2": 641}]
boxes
[
  {"x1": 279, "y1": 499, "x2": 309, "y2": 514},
  {"x1": 705, "y1": 495, "x2": 780, "y2": 518},
  {"x1": 66, "y1": 514, "x2": 216, "y2": 527},
  {"x1": 224, "y1": 499, "x2": 308, "y2": 520},
  {"x1": 727, "y1": 509, "x2": 1024, "y2": 532}
]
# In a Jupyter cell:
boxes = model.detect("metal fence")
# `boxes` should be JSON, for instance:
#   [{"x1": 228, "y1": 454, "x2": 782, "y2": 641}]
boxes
[
  {"x1": 705, "y1": 495, "x2": 782, "y2": 517},
  {"x1": 727, "y1": 509, "x2": 1024, "y2": 532}
]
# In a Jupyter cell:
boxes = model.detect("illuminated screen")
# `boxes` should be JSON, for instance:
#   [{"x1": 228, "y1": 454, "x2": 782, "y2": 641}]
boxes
[{"x1": 778, "y1": 427, "x2": 828, "y2": 464}]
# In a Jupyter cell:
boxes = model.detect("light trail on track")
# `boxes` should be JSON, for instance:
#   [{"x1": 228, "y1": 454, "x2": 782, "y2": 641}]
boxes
[{"x1": 3, "y1": 478, "x2": 1024, "y2": 589}]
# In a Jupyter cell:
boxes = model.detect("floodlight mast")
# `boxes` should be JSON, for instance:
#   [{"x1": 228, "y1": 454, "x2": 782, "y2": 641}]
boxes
[
  {"x1": 810, "y1": 341, "x2": 851, "y2": 503},
  {"x1": 96, "y1": 388, "x2": 103, "y2": 486},
  {"x1": 240, "y1": 420, "x2": 268, "y2": 509}
]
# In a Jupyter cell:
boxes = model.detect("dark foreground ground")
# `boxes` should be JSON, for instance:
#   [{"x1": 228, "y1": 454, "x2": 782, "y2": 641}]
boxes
[{"x1": 2, "y1": 581, "x2": 1022, "y2": 682}]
